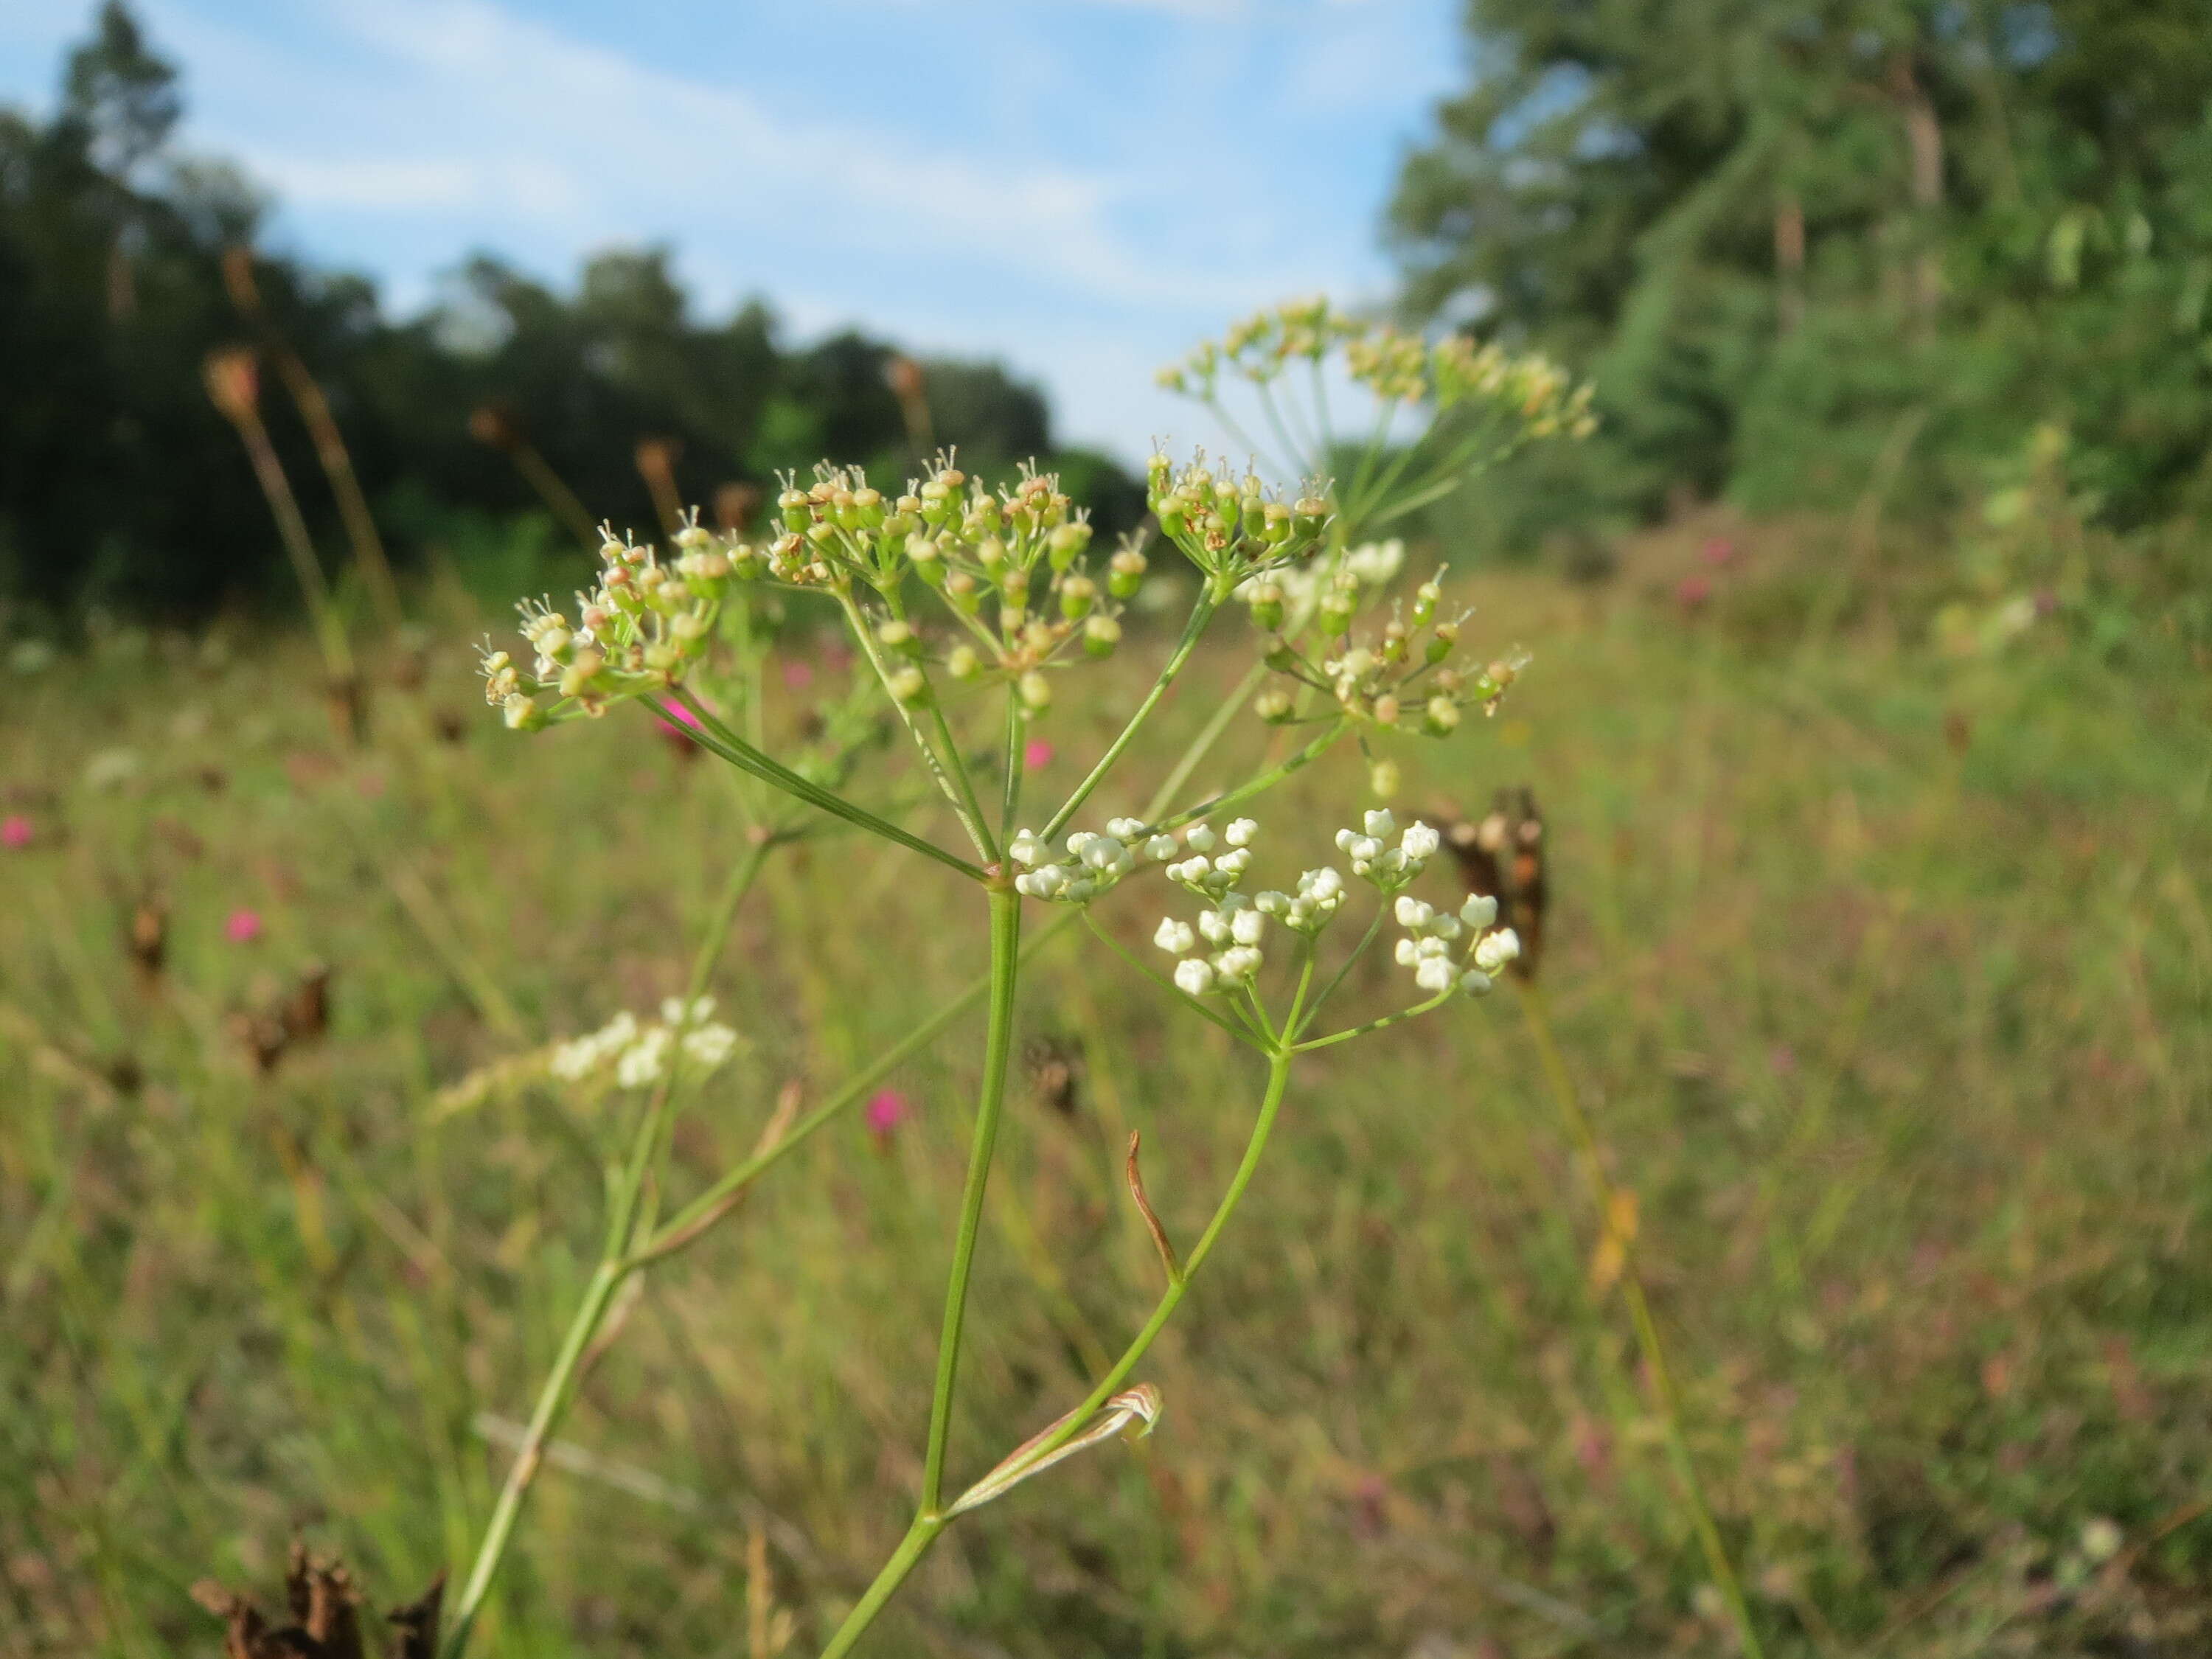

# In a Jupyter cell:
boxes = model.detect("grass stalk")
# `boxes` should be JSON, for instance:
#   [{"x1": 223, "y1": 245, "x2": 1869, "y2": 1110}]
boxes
[{"x1": 1515, "y1": 983, "x2": 1764, "y2": 1659}]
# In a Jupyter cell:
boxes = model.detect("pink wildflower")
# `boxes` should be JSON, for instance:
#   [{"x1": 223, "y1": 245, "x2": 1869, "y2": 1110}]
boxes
[
  {"x1": 0, "y1": 814, "x2": 30, "y2": 849},
  {"x1": 1674, "y1": 574, "x2": 1713, "y2": 612},
  {"x1": 225, "y1": 908, "x2": 263, "y2": 944},
  {"x1": 781, "y1": 660, "x2": 815, "y2": 692},
  {"x1": 654, "y1": 699, "x2": 703, "y2": 737},
  {"x1": 864, "y1": 1088, "x2": 911, "y2": 1143},
  {"x1": 1700, "y1": 535, "x2": 1736, "y2": 568},
  {"x1": 1023, "y1": 739, "x2": 1054, "y2": 772}
]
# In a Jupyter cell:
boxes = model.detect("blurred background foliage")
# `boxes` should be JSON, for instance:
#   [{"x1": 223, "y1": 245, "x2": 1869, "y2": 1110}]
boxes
[{"x1": 1391, "y1": 0, "x2": 2212, "y2": 573}]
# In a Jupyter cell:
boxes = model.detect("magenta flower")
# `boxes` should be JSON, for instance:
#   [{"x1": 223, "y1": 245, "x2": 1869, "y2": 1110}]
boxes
[
  {"x1": 1700, "y1": 535, "x2": 1736, "y2": 568},
  {"x1": 654, "y1": 699, "x2": 703, "y2": 737},
  {"x1": 781, "y1": 660, "x2": 815, "y2": 692},
  {"x1": 1674, "y1": 574, "x2": 1713, "y2": 613},
  {"x1": 0, "y1": 814, "x2": 30, "y2": 849},
  {"x1": 225, "y1": 908, "x2": 264, "y2": 944},
  {"x1": 1023, "y1": 739, "x2": 1054, "y2": 772},
  {"x1": 865, "y1": 1088, "x2": 911, "y2": 1142}
]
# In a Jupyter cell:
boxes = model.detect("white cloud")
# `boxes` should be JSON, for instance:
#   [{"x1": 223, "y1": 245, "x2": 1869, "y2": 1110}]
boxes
[{"x1": 111, "y1": 0, "x2": 1441, "y2": 461}]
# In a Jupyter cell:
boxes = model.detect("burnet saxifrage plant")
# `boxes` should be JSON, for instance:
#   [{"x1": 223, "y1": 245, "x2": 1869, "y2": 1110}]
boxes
[{"x1": 450, "y1": 299, "x2": 1592, "y2": 1658}]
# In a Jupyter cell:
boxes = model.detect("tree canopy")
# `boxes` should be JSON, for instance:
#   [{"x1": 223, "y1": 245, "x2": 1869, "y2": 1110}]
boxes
[{"x1": 1390, "y1": 0, "x2": 2212, "y2": 530}]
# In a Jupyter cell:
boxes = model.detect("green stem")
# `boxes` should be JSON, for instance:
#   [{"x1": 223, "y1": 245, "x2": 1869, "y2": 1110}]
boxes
[
  {"x1": 440, "y1": 831, "x2": 782, "y2": 1658},
  {"x1": 918, "y1": 885, "x2": 1024, "y2": 1514},
  {"x1": 821, "y1": 1047, "x2": 1296, "y2": 1655},
  {"x1": 1292, "y1": 989, "x2": 1450, "y2": 1052},
  {"x1": 836, "y1": 590, "x2": 997, "y2": 862},
  {"x1": 669, "y1": 692, "x2": 985, "y2": 883},
  {"x1": 1152, "y1": 720, "x2": 1350, "y2": 832},
  {"x1": 1042, "y1": 592, "x2": 1219, "y2": 841},
  {"x1": 1147, "y1": 661, "x2": 1267, "y2": 815},
  {"x1": 440, "y1": 1260, "x2": 626, "y2": 1658},
  {"x1": 1515, "y1": 984, "x2": 1764, "y2": 1659},
  {"x1": 976, "y1": 1048, "x2": 1296, "y2": 1488},
  {"x1": 629, "y1": 908, "x2": 1079, "y2": 1269},
  {"x1": 817, "y1": 1517, "x2": 945, "y2": 1659}
]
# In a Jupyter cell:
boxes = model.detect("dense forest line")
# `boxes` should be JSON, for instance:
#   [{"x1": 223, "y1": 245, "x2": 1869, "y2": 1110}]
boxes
[{"x1": 1391, "y1": 0, "x2": 2212, "y2": 548}]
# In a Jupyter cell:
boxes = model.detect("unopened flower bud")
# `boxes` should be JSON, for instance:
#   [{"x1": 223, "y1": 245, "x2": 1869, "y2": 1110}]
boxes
[
  {"x1": 1425, "y1": 695, "x2": 1461, "y2": 735},
  {"x1": 886, "y1": 665, "x2": 930, "y2": 706},
  {"x1": 1082, "y1": 613, "x2": 1121, "y2": 658},
  {"x1": 1018, "y1": 670, "x2": 1052, "y2": 712},
  {"x1": 1412, "y1": 579, "x2": 1441, "y2": 627},
  {"x1": 1058, "y1": 574, "x2": 1097, "y2": 620},
  {"x1": 1245, "y1": 580, "x2": 1284, "y2": 632},
  {"x1": 1047, "y1": 522, "x2": 1090, "y2": 571},
  {"x1": 1108, "y1": 546, "x2": 1147, "y2": 599},
  {"x1": 778, "y1": 488, "x2": 811, "y2": 531},
  {"x1": 1368, "y1": 758, "x2": 1401, "y2": 799},
  {"x1": 1253, "y1": 686, "x2": 1295, "y2": 723},
  {"x1": 946, "y1": 644, "x2": 982, "y2": 681}
]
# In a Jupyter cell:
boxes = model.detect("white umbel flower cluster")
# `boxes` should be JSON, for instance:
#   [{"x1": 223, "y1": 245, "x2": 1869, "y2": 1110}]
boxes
[
  {"x1": 1155, "y1": 818, "x2": 1279, "y2": 994},
  {"x1": 1392, "y1": 891, "x2": 1517, "y2": 999},
  {"x1": 1335, "y1": 808, "x2": 1441, "y2": 888},
  {"x1": 1010, "y1": 815, "x2": 1179, "y2": 902},
  {"x1": 549, "y1": 995, "x2": 742, "y2": 1089}
]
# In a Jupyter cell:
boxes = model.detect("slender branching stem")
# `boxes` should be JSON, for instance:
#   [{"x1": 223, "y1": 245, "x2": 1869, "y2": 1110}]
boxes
[
  {"x1": 1152, "y1": 720, "x2": 1349, "y2": 832},
  {"x1": 1080, "y1": 911, "x2": 1266, "y2": 1051},
  {"x1": 917, "y1": 885, "x2": 1026, "y2": 1513},
  {"x1": 632, "y1": 908, "x2": 1079, "y2": 1269},
  {"x1": 1292, "y1": 988, "x2": 1450, "y2": 1053},
  {"x1": 1147, "y1": 660, "x2": 1267, "y2": 815},
  {"x1": 671, "y1": 691, "x2": 986, "y2": 883},
  {"x1": 442, "y1": 832, "x2": 782, "y2": 1658},
  {"x1": 835, "y1": 590, "x2": 998, "y2": 862},
  {"x1": 1042, "y1": 591, "x2": 1220, "y2": 841},
  {"x1": 1515, "y1": 984, "x2": 1764, "y2": 1659},
  {"x1": 820, "y1": 1046, "x2": 1298, "y2": 1655}
]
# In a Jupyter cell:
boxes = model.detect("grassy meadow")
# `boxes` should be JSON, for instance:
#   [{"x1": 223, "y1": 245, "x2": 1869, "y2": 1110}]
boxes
[{"x1": 5, "y1": 542, "x2": 2211, "y2": 1658}]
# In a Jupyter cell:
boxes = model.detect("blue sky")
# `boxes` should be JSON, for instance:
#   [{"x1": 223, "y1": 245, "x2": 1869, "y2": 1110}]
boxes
[{"x1": 1, "y1": 0, "x2": 1466, "y2": 463}]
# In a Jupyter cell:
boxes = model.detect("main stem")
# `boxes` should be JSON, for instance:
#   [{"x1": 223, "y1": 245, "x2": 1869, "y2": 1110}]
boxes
[
  {"x1": 1516, "y1": 984, "x2": 1764, "y2": 1659},
  {"x1": 918, "y1": 884, "x2": 1024, "y2": 1513},
  {"x1": 820, "y1": 1048, "x2": 1296, "y2": 1656}
]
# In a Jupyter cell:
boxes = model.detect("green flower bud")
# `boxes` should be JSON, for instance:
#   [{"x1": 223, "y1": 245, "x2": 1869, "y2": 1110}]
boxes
[
  {"x1": 1046, "y1": 522, "x2": 1090, "y2": 571},
  {"x1": 1018, "y1": 669, "x2": 1052, "y2": 712},
  {"x1": 1108, "y1": 546, "x2": 1147, "y2": 599},
  {"x1": 1264, "y1": 642, "x2": 1301, "y2": 673},
  {"x1": 907, "y1": 535, "x2": 945, "y2": 584},
  {"x1": 1411, "y1": 579, "x2": 1441, "y2": 627},
  {"x1": 502, "y1": 692, "x2": 546, "y2": 731},
  {"x1": 1246, "y1": 579, "x2": 1284, "y2": 633},
  {"x1": 877, "y1": 617, "x2": 920, "y2": 658},
  {"x1": 998, "y1": 565, "x2": 1030, "y2": 602},
  {"x1": 1368, "y1": 757, "x2": 1401, "y2": 799},
  {"x1": 1318, "y1": 597, "x2": 1353, "y2": 638},
  {"x1": 1371, "y1": 693, "x2": 1400, "y2": 727},
  {"x1": 1057, "y1": 573, "x2": 1097, "y2": 621},
  {"x1": 1253, "y1": 686, "x2": 1295, "y2": 723},
  {"x1": 946, "y1": 644, "x2": 983, "y2": 681},
  {"x1": 1425, "y1": 695, "x2": 1461, "y2": 735},
  {"x1": 1381, "y1": 620, "x2": 1408, "y2": 664},
  {"x1": 1261, "y1": 501, "x2": 1293, "y2": 544},
  {"x1": 887, "y1": 665, "x2": 930, "y2": 706},
  {"x1": 976, "y1": 535, "x2": 1008, "y2": 567},
  {"x1": 1082, "y1": 613, "x2": 1120, "y2": 658},
  {"x1": 1293, "y1": 495, "x2": 1328, "y2": 535},
  {"x1": 945, "y1": 570, "x2": 982, "y2": 614},
  {"x1": 778, "y1": 487, "x2": 811, "y2": 531},
  {"x1": 852, "y1": 486, "x2": 886, "y2": 527},
  {"x1": 1147, "y1": 451, "x2": 1171, "y2": 494}
]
